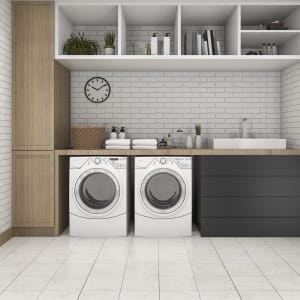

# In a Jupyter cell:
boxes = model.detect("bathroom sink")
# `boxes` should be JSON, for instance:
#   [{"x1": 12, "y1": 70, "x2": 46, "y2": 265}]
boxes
[{"x1": 209, "y1": 138, "x2": 286, "y2": 149}]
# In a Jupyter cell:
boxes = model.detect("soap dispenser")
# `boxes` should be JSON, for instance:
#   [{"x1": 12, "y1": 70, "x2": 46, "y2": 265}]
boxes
[
  {"x1": 151, "y1": 33, "x2": 158, "y2": 55},
  {"x1": 119, "y1": 127, "x2": 126, "y2": 139},
  {"x1": 163, "y1": 33, "x2": 171, "y2": 55},
  {"x1": 166, "y1": 133, "x2": 172, "y2": 147},
  {"x1": 110, "y1": 126, "x2": 118, "y2": 139}
]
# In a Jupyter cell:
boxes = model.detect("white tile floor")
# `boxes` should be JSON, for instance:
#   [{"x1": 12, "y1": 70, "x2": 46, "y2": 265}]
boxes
[{"x1": 1, "y1": 230, "x2": 300, "y2": 299}]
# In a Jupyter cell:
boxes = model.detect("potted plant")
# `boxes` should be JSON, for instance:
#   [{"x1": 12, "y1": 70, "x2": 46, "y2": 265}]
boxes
[
  {"x1": 195, "y1": 124, "x2": 202, "y2": 149},
  {"x1": 104, "y1": 32, "x2": 116, "y2": 55},
  {"x1": 63, "y1": 32, "x2": 99, "y2": 55}
]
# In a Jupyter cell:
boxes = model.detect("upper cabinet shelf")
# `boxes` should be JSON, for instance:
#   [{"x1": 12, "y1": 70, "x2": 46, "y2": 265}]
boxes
[{"x1": 55, "y1": 2, "x2": 300, "y2": 71}]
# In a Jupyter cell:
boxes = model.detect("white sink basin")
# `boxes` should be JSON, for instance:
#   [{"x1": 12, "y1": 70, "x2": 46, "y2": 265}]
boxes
[{"x1": 209, "y1": 138, "x2": 286, "y2": 150}]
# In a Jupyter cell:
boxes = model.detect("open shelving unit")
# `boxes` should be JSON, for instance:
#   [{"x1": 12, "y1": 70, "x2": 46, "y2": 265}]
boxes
[{"x1": 55, "y1": 2, "x2": 300, "y2": 71}]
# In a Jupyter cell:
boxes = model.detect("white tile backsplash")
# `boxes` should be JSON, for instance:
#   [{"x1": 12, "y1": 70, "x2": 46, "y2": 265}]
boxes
[
  {"x1": 0, "y1": 0, "x2": 12, "y2": 234},
  {"x1": 281, "y1": 62, "x2": 300, "y2": 149},
  {"x1": 71, "y1": 71, "x2": 281, "y2": 146}
]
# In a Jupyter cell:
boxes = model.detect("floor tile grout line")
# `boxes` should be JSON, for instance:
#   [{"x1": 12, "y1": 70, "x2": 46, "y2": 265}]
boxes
[
  {"x1": 117, "y1": 236, "x2": 133, "y2": 300},
  {"x1": 183, "y1": 237, "x2": 202, "y2": 300},
  {"x1": 236, "y1": 239, "x2": 283, "y2": 299},
  {"x1": 263, "y1": 238, "x2": 300, "y2": 277},
  {"x1": 210, "y1": 238, "x2": 242, "y2": 300},
  {"x1": 0, "y1": 237, "x2": 29, "y2": 265},
  {"x1": 76, "y1": 238, "x2": 108, "y2": 300},
  {"x1": 0, "y1": 238, "x2": 54, "y2": 296}
]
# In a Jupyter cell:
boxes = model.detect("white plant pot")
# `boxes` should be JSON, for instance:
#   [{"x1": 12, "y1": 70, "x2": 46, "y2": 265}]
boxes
[
  {"x1": 186, "y1": 135, "x2": 193, "y2": 149},
  {"x1": 104, "y1": 47, "x2": 114, "y2": 55},
  {"x1": 195, "y1": 135, "x2": 202, "y2": 149}
]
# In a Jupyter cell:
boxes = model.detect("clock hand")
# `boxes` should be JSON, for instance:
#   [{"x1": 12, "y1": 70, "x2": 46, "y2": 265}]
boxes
[
  {"x1": 91, "y1": 86, "x2": 98, "y2": 91},
  {"x1": 96, "y1": 84, "x2": 107, "y2": 91}
]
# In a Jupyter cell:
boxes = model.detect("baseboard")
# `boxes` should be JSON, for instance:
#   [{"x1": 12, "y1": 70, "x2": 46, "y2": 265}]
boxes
[
  {"x1": 0, "y1": 228, "x2": 13, "y2": 246},
  {"x1": 13, "y1": 227, "x2": 55, "y2": 236}
]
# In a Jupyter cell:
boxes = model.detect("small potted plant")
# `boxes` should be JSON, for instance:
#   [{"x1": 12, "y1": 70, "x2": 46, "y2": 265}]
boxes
[
  {"x1": 195, "y1": 124, "x2": 202, "y2": 149},
  {"x1": 63, "y1": 32, "x2": 99, "y2": 55},
  {"x1": 104, "y1": 32, "x2": 116, "y2": 55}
]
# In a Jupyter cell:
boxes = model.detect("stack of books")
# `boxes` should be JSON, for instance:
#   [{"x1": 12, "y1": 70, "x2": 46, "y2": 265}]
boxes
[{"x1": 183, "y1": 30, "x2": 222, "y2": 55}]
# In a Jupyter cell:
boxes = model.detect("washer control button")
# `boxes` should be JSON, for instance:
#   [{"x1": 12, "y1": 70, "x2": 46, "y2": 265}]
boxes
[
  {"x1": 95, "y1": 158, "x2": 101, "y2": 164},
  {"x1": 160, "y1": 158, "x2": 167, "y2": 164}
]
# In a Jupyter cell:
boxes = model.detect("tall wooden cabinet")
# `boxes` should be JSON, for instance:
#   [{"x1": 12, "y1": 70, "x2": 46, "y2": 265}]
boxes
[{"x1": 13, "y1": 1, "x2": 70, "y2": 235}]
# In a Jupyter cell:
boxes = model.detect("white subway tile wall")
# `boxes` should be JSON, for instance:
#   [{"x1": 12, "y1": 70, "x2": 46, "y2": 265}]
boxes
[
  {"x1": 72, "y1": 71, "x2": 280, "y2": 147},
  {"x1": 0, "y1": 0, "x2": 12, "y2": 234},
  {"x1": 281, "y1": 63, "x2": 300, "y2": 149},
  {"x1": 73, "y1": 26, "x2": 118, "y2": 54}
]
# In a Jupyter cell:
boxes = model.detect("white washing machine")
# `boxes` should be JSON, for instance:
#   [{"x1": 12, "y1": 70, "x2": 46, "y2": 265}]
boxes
[
  {"x1": 135, "y1": 156, "x2": 192, "y2": 237},
  {"x1": 69, "y1": 156, "x2": 129, "y2": 237}
]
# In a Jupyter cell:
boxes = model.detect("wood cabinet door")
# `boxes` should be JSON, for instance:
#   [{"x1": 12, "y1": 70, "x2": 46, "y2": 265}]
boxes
[
  {"x1": 13, "y1": 2, "x2": 54, "y2": 150},
  {"x1": 13, "y1": 151, "x2": 54, "y2": 227}
]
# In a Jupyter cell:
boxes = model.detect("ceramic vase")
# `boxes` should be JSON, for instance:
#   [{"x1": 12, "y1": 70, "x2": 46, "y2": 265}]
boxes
[
  {"x1": 104, "y1": 47, "x2": 114, "y2": 55},
  {"x1": 186, "y1": 135, "x2": 193, "y2": 149},
  {"x1": 195, "y1": 135, "x2": 202, "y2": 149}
]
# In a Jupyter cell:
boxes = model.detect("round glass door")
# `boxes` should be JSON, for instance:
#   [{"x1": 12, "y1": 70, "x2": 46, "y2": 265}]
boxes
[
  {"x1": 75, "y1": 169, "x2": 120, "y2": 214},
  {"x1": 141, "y1": 169, "x2": 186, "y2": 214}
]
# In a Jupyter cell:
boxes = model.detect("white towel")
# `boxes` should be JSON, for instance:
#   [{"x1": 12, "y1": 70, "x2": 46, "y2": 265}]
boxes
[
  {"x1": 105, "y1": 139, "x2": 130, "y2": 146},
  {"x1": 132, "y1": 139, "x2": 157, "y2": 146},
  {"x1": 132, "y1": 145, "x2": 158, "y2": 150},
  {"x1": 105, "y1": 145, "x2": 130, "y2": 150}
]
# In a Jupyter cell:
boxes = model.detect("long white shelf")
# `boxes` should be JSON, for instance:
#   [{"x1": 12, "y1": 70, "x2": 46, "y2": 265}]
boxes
[{"x1": 55, "y1": 55, "x2": 300, "y2": 71}]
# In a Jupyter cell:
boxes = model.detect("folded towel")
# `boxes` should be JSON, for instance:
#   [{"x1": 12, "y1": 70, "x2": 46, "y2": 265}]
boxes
[
  {"x1": 105, "y1": 145, "x2": 130, "y2": 150},
  {"x1": 105, "y1": 139, "x2": 131, "y2": 146},
  {"x1": 132, "y1": 139, "x2": 157, "y2": 146},
  {"x1": 132, "y1": 145, "x2": 158, "y2": 150}
]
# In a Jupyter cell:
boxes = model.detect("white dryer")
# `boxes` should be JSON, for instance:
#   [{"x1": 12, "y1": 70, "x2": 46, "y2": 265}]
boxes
[
  {"x1": 135, "y1": 156, "x2": 192, "y2": 237},
  {"x1": 69, "y1": 156, "x2": 129, "y2": 237}
]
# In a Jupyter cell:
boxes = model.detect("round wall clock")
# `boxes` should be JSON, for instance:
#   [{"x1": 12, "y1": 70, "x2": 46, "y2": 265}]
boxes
[{"x1": 84, "y1": 76, "x2": 111, "y2": 103}]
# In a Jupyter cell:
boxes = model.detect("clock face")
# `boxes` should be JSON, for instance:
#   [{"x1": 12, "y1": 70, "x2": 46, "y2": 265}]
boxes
[{"x1": 84, "y1": 77, "x2": 111, "y2": 103}]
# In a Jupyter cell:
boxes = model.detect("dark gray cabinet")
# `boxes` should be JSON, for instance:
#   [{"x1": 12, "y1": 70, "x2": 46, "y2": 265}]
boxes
[{"x1": 195, "y1": 156, "x2": 300, "y2": 237}]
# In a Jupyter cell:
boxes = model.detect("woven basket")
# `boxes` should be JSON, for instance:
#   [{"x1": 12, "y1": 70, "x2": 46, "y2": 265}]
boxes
[{"x1": 72, "y1": 127, "x2": 105, "y2": 149}]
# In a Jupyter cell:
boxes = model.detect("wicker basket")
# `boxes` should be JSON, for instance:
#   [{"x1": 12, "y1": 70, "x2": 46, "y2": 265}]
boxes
[{"x1": 72, "y1": 127, "x2": 105, "y2": 149}]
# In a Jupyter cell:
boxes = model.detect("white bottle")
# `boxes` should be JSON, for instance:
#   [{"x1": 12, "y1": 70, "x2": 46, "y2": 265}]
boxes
[
  {"x1": 267, "y1": 43, "x2": 272, "y2": 55},
  {"x1": 272, "y1": 43, "x2": 278, "y2": 55},
  {"x1": 110, "y1": 126, "x2": 117, "y2": 139},
  {"x1": 186, "y1": 135, "x2": 193, "y2": 149},
  {"x1": 163, "y1": 33, "x2": 171, "y2": 55},
  {"x1": 242, "y1": 118, "x2": 248, "y2": 138},
  {"x1": 151, "y1": 33, "x2": 158, "y2": 55},
  {"x1": 119, "y1": 127, "x2": 126, "y2": 139}
]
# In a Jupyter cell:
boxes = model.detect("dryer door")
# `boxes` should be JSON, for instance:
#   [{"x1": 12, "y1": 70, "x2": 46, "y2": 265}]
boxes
[
  {"x1": 141, "y1": 169, "x2": 186, "y2": 215},
  {"x1": 75, "y1": 169, "x2": 120, "y2": 215}
]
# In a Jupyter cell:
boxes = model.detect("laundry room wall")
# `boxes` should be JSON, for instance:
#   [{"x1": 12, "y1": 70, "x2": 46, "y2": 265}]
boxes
[
  {"x1": 71, "y1": 71, "x2": 280, "y2": 146},
  {"x1": 281, "y1": 62, "x2": 300, "y2": 149},
  {"x1": 0, "y1": 0, "x2": 12, "y2": 235}
]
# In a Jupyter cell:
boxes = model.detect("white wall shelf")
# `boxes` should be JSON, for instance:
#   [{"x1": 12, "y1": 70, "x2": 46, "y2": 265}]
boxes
[
  {"x1": 56, "y1": 55, "x2": 300, "y2": 71},
  {"x1": 55, "y1": 2, "x2": 300, "y2": 71}
]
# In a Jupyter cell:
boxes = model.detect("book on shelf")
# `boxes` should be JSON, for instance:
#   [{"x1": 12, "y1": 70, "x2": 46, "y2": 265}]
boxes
[
  {"x1": 216, "y1": 41, "x2": 221, "y2": 55},
  {"x1": 203, "y1": 40, "x2": 209, "y2": 55},
  {"x1": 197, "y1": 33, "x2": 202, "y2": 55},
  {"x1": 192, "y1": 32, "x2": 198, "y2": 55}
]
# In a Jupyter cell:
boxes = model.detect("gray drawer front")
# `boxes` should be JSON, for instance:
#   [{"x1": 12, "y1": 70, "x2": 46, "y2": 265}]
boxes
[
  {"x1": 201, "y1": 156, "x2": 300, "y2": 176},
  {"x1": 202, "y1": 197, "x2": 300, "y2": 217},
  {"x1": 202, "y1": 177, "x2": 300, "y2": 197},
  {"x1": 201, "y1": 218, "x2": 300, "y2": 237}
]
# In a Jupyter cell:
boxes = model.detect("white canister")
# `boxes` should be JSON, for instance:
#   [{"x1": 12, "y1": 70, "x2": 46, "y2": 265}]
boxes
[
  {"x1": 151, "y1": 33, "x2": 158, "y2": 55},
  {"x1": 195, "y1": 135, "x2": 202, "y2": 149},
  {"x1": 163, "y1": 33, "x2": 171, "y2": 55},
  {"x1": 186, "y1": 135, "x2": 193, "y2": 149}
]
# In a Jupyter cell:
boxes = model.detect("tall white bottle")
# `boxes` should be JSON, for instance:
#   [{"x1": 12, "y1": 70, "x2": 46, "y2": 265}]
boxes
[
  {"x1": 151, "y1": 33, "x2": 158, "y2": 55},
  {"x1": 163, "y1": 33, "x2": 171, "y2": 55}
]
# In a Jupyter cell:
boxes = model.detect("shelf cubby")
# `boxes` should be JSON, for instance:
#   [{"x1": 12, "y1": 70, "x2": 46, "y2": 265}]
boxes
[
  {"x1": 56, "y1": 4, "x2": 119, "y2": 56},
  {"x1": 181, "y1": 5, "x2": 240, "y2": 55},
  {"x1": 119, "y1": 5, "x2": 179, "y2": 55},
  {"x1": 241, "y1": 5, "x2": 300, "y2": 55}
]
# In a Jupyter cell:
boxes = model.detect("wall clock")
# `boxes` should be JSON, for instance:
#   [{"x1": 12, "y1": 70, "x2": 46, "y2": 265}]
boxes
[{"x1": 84, "y1": 76, "x2": 111, "y2": 103}]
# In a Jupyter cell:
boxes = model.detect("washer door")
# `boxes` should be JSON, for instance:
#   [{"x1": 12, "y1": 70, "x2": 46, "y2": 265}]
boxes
[
  {"x1": 75, "y1": 169, "x2": 120, "y2": 215},
  {"x1": 141, "y1": 169, "x2": 186, "y2": 214}
]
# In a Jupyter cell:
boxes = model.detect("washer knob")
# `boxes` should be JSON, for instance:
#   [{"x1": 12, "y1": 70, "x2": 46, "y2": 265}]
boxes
[
  {"x1": 160, "y1": 158, "x2": 167, "y2": 164},
  {"x1": 95, "y1": 158, "x2": 101, "y2": 164}
]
